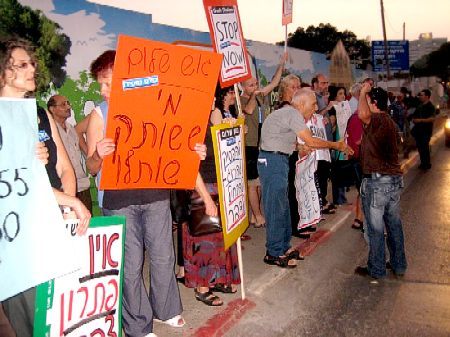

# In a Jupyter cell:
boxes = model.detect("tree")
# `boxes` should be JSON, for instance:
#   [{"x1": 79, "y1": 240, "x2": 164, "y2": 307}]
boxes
[
  {"x1": 279, "y1": 23, "x2": 371, "y2": 69},
  {"x1": 0, "y1": 0, "x2": 71, "y2": 91},
  {"x1": 410, "y1": 42, "x2": 450, "y2": 81}
]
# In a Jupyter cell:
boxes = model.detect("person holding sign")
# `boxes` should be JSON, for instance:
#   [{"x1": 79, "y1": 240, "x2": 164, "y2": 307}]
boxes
[
  {"x1": 240, "y1": 53, "x2": 287, "y2": 228},
  {"x1": 0, "y1": 38, "x2": 91, "y2": 337},
  {"x1": 183, "y1": 85, "x2": 240, "y2": 306},
  {"x1": 258, "y1": 88, "x2": 353, "y2": 268},
  {"x1": 85, "y1": 50, "x2": 208, "y2": 336}
]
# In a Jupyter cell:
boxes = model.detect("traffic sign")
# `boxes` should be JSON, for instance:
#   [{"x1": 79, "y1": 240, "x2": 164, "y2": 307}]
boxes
[{"x1": 372, "y1": 40, "x2": 409, "y2": 72}]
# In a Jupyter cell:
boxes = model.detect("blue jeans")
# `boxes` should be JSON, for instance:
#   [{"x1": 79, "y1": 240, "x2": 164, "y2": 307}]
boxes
[
  {"x1": 258, "y1": 151, "x2": 291, "y2": 257},
  {"x1": 361, "y1": 174, "x2": 407, "y2": 278}
]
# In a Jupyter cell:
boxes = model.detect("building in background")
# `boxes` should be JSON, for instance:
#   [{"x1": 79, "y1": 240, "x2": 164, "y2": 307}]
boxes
[{"x1": 409, "y1": 33, "x2": 447, "y2": 65}]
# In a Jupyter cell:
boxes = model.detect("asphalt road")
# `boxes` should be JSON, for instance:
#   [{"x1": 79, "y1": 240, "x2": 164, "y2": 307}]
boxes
[{"x1": 224, "y1": 141, "x2": 450, "y2": 337}]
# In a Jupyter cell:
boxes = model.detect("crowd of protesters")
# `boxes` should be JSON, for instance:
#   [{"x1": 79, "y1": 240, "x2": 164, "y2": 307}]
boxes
[{"x1": 0, "y1": 34, "x2": 439, "y2": 337}]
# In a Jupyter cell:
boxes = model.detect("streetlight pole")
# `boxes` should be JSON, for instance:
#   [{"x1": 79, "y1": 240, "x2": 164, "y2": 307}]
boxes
[{"x1": 380, "y1": 0, "x2": 391, "y2": 79}]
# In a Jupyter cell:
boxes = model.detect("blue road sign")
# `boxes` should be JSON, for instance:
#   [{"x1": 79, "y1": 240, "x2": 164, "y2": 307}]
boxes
[{"x1": 372, "y1": 40, "x2": 409, "y2": 72}]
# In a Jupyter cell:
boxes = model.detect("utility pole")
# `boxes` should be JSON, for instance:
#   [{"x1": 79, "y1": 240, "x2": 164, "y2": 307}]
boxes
[
  {"x1": 403, "y1": 22, "x2": 405, "y2": 41},
  {"x1": 380, "y1": 0, "x2": 391, "y2": 79}
]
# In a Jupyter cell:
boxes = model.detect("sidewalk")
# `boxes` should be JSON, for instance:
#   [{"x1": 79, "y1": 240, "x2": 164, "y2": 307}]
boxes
[{"x1": 151, "y1": 113, "x2": 447, "y2": 337}]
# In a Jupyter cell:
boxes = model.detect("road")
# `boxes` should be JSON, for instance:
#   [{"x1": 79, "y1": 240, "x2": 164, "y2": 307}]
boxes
[{"x1": 223, "y1": 141, "x2": 450, "y2": 337}]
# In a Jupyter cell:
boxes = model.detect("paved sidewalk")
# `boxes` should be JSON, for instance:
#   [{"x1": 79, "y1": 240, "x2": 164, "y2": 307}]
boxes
[{"x1": 150, "y1": 113, "x2": 447, "y2": 337}]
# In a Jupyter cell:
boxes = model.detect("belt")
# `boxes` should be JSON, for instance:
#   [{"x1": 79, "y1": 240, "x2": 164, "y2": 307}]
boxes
[
  {"x1": 260, "y1": 149, "x2": 289, "y2": 157},
  {"x1": 363, "y1": 173, "x2": 386, "y2": 179}
]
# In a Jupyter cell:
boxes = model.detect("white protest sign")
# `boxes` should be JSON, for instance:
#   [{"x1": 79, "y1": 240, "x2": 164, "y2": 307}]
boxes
[
  {"x1": 294, "y1": 153, "x2": 321, "y2": 229},
  {"x1": 334, "y1": 100, "x2": 352, "y2": 141},
  {"x1": 34, "y1": 216, "x2": 125, "y2": 337},
  {"x1": 0, "y1": 98, "x2": 79, "y2": 301},
  {"x1": 282, "y1": 0, "x2": 294, "y2": 25},
  {"x1": 211, "y1": 120, "x2": 249, "y2": 250},
  {"x1": 203, "y1": 0, "x2": 251, "y2": 87}
]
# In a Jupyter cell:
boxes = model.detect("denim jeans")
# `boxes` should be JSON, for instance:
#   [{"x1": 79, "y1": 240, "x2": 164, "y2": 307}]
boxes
[
  {"x1": 258, "y1": 151, "x2": 291, "y2": 257},
  {"x1": 361, "y1": 174, "x2": 407, "y2": 278}
]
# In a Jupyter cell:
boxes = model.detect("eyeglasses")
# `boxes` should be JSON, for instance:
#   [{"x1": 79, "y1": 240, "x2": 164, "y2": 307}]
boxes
[
  {"x1": 53, "y1": 101, "x2": 71, "y2": 107},
  {"x1": 9, "y1": 60, "x2": 37, "y2": 72}
]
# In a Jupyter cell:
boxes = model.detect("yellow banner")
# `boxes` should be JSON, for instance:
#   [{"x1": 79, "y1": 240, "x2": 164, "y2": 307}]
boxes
[{"x1": 211, "y1": 118, "x2": 249, "y2": 250}]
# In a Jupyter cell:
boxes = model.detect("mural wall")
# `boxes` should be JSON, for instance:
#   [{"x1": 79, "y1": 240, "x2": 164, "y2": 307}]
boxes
[{"x1": 16, "y1": 0, "x2": 363, "y2": 122}]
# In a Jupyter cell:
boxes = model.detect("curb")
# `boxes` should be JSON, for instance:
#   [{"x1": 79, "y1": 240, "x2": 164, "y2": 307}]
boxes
[{"x1": 189, "y1": 125, "x2": 445, "y2": 337}]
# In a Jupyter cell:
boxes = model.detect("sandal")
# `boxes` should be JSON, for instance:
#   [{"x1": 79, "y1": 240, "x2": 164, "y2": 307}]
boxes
[
  {"x1": 322, "y1": 205, "x2": 336, "y2": 214},
  {"x1": 211, "y1": 283, "x2": 237, "y2": 294},
  {"x1": 285, "y1": 249, "x2": 305, "y2": 260},
  {"x1": 351, "y1": 219, "x2": 363, "y2": 230},
  {"x1": 194, "y1": 289, "x2": 223, "y2": 306},
  {"x1": 263, "y1": 254, "x2": 297, "y2": 268}
]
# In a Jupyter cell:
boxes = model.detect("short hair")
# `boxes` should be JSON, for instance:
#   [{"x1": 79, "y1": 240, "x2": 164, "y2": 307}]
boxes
[
  {"x1": 368, "y1": 87, "x2": 388, "y2": 112},
  {"x1": 420, "y1": 89, "x2": 431, "y2": 98},
  {"x1": 278, "y1": 74, "x2": 301, "y2": 100},
  {"x1": 90, "y1": 50, "x2": 116, "y2": 80},
  {"x1": 47, "y1": 95, "x2": 58, "y2": 110},
  {"x1": 291, "y1": 88, "x2": 315, "y2": 106},
  {"x1": 311, "y1": 76, "x2": 318, "y2": 87},
  {"x1": 350, "y1": 82, "x2": 362, "y2": 96},
  {"x1": 0, "y1": 38, "x2": 36, "y2": 89}
]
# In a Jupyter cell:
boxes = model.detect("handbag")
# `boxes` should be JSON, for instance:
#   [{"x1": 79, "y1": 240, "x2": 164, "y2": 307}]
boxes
[{"x1": 188, "y1": 192, "x2": 222, "y2": 237}]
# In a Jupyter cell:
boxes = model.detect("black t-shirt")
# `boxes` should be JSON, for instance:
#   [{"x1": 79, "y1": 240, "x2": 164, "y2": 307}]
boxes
[
  {"x1": 412, "y1": 101, "x2": 435, "y2": 137},
  {"x1": 37, "y1": 106, "x2": 62, "y2": 190}
]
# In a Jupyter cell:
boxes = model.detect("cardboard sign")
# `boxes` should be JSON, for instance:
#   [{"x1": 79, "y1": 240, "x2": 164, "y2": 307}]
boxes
[
  {"x1": 34, "y1": 216, "x2": 126, "y2": 337},
  {"x1": 295, "y1": 154, "x2": 321, "y2": 229},
  {"x1": 100, "y1": 35, "x2": 222, "y2": 190},
  {"x1": 0, "y1": 98, "x2": 79, "y2": 301},
  {"x1": 203, "y1": 0, "x2": 251, "y2": 87},
  {"x1": 211, "y1": 119, "x2": 249, "y2": 249},
  {"x1": 282, "y1": 0, "x2": 294, "y2": 25},
  {"x1": 334, "y1": 100, "x2": 352, "y2": 141}
]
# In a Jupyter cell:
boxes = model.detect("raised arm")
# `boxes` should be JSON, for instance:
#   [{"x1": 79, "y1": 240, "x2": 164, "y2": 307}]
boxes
[
  {"x1": 358, "y1": 82, "x2": 372, "y2": 125},
  {"x1": 260, "y1": 53, "x2": 287, "y2": 96}
]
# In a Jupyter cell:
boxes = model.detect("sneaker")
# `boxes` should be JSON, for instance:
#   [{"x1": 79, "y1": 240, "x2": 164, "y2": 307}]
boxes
[
  {"x1": 354, "y1": 266, "x2": 380, "y2": 284},
  {"x1": 143, "y1": 333, "x2": 158, "y2": 337},
  {"x1": 154, "y1": 315, "x2": 185, "y2": 328}
]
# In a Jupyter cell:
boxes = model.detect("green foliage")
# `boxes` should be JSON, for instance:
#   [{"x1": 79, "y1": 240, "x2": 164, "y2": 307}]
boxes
[
  {"x1": 37, "y1": 70, "x2": 101, "y2": 123},
  {"x1": 410, "y1": 42, "x2": 450, "y2": 81},
  {"x1": 0, "y1": 0, "x2": 71, "y2": 91},
  {"x1": 279, "y1": 23, "x2": 371, "y2": 69}
]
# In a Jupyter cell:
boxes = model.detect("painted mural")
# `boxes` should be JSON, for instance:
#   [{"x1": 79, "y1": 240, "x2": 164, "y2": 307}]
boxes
[{"x1": 15, "y1": 0, "x2": 356, "y2": 123}]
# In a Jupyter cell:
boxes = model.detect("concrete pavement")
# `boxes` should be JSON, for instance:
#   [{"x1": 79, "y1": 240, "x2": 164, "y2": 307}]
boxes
[{"x1": 151, "y1": 112, "x2": 448, "y2": 337}]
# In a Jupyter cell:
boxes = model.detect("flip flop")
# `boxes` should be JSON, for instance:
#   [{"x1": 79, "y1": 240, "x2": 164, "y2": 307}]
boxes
[{"x1": 194, "y1": 289, "x2": 223, "y2": 306}]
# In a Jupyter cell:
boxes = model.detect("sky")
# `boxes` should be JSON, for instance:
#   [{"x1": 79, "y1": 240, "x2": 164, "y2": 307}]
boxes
[{"x1": 89, "y1": 0, "x2": 450, "y2": 43}]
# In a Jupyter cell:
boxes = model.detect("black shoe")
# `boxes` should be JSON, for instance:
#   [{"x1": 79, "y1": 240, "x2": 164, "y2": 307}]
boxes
[
  {"x1": 298, "y1": 226, "x2": 316, "y2": 233},
  {"x1": 354, "y1": 266, "x2": 379, "y2": 283}
]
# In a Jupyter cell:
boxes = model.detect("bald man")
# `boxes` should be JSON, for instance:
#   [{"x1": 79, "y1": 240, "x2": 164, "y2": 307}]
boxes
[
  {"x1": 258, "y1": 89, "x2": 352, "y2": 268},
  {"x1": 47, "y1": 95, "x2": 92, "y2": 212}
]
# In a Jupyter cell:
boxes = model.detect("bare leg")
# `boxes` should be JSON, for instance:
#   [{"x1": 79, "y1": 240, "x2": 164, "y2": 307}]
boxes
[{"x1": 248, "y1": 183, "x2": 265, "y2": 227}]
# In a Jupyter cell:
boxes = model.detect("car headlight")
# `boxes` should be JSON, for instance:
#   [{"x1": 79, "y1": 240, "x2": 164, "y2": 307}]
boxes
[{"x1": 445, "y1": 119, "x2": 450, "y2": 130}]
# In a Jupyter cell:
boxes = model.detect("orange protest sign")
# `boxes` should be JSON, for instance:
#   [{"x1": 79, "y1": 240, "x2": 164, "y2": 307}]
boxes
[
  {"x1": 100, "y1": 35, "x2": 222, "y2": 190},
  {"x1": 203, "y1": 0, "x2": 252, "y2": 88}
]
